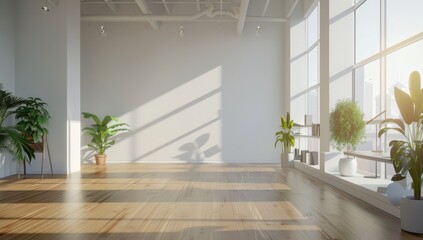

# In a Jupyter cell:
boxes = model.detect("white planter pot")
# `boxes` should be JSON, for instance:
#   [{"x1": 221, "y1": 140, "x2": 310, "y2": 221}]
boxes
[
  {"x1": 281, "y1": 153, "x2": 294, "y2": 168},
  {"x1": 338, "y1": 157, "x2": 357, "y2": 176},
  {"x1": 401, "y1": 196, "x2": 423, "y2": 234}
]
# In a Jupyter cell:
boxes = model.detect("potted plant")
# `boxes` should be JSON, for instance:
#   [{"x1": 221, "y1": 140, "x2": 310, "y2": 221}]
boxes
[
  {"x1": 274, "y1": 112, "x2": 295, "y2": 167},
  {"x1": 330, "y1": 99, "x2": 365, "y2": 176},
  {"x1": 15, "y1": 97, "x2": 50, "y2": 146},
  {"x1": 378, "y1": 71, "x2": 423, "y2": 233},
  {"x1": 82, "y1": 112, "x2": 130, "y2": 165},
  {"x1": 0, "y1": 85, "x2": 35, "y2": 178}
]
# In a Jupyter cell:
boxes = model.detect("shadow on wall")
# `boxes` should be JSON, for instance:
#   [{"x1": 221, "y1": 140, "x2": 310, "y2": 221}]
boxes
[{"x1": 175, "y1": 133, "x2": 221, "y2": 162}]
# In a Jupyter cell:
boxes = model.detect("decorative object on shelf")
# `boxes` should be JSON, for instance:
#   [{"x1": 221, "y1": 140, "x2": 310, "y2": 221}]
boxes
[
  {"x1": 309, "y1": 151, "x2": 319, "y2": 165},
  {"x1": 15, "y1": 97, "x2": 53, "y2": 179},
  {"x1": 82, "y1": 112, "x2": 130, "y2": 165},
  {"x1": 330, "y1": 99, "x2": 365, "y2": 176},
  {"x1": 294, "y1": 148, "x2": 300, "y2": 160},
  {"x1": 304, "y1": 114, "x2": 312, "y2": 126},
  {"x1": 0, "y1": 84, "x2": 35, "y2": 179},
  {"x1": 312, "y1": 124, "x2": 320, "y2": 137},
  {"x1": 378, "y1": 71, "x2": 423, "y2": 233},
  {"x1": 275, "y1": 112, "x2": 295, "y2": 167},
  {"x1": 300, "y1": 150, "x2": 309, "y2": 163}
]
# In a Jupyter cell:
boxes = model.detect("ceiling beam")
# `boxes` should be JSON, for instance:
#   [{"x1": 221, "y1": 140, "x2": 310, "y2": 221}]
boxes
[
  {"x1": 196, "y1": 0, "x2": 201, "y2": 12},
  {"x1": 287, "y1": 0, "x2": 299, "y2": 18},
  {"x1": 237, "y1": 0, "x2": 249, "y2": 35},
  {"x1": 134, "y1": 0, "x2": 160, "y2": 30},
  {"x1": 162, "y1": 0, "x2": 171, "y2": 14},
  {"x1": 261, "y1": 0, "x2": 270, "y2": 17},
  {"x1": 81, "y1": 15, "x2": 288, "y2": 23},
  {"x1": 104, "y1": 0, "x2": 118, "y2": 14}
]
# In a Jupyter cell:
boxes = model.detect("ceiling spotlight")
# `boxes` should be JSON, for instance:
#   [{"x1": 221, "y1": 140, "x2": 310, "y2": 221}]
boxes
[
  {"x1": 256, "y1": 25, "x2": 261, "y2": 37},
  {"x1": 179, "y1": 26, "x2": 184, "y2": 38},
  {"x1": 100, "y1": 25, "x2": 107, "y2": 37},
  {"x1": 42, "y1": 0, "x2": 50, "y2": 11}
]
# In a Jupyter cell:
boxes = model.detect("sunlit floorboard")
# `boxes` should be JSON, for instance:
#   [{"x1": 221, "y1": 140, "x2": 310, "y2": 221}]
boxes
[{"x1": 0, "y1": 163, "x2": 421, "y2": 239}]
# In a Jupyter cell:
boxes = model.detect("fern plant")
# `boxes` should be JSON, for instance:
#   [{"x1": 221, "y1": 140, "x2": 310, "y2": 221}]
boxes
[{"x1": 82, "y1": 112, "x2": 130, "y2": 156}]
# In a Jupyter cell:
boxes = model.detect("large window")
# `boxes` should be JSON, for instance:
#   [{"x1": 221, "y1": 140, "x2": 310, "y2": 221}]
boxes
[
  {"x1": 291, "y1": 0, "x2": 423, "y2": 177},
  {"x1": 290, "y1": 4, "x2": 320, "y2": 125},
  {"x1": 290, "y1": 4, "x2": 320, "y2": 156},
  {"x1": 327, "y1": 0, "x2": 423, "y2": 175}
]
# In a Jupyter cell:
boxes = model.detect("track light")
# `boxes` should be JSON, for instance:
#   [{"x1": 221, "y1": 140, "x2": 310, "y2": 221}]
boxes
[
  {"x1": 42, "y1": 0, "x2": 50, "y2": 11},
  {"x1": 100, "y1": 25, "x2": 107, "y2": 37},
  {"x1": 179, "y1": 26, "x2": 184, "y2": 37},
  {"x1": 256, "y1": 25, "x2": 261, "y2": 37}
]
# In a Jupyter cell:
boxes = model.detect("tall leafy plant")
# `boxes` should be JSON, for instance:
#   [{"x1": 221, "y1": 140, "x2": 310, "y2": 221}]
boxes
[
  {"x1": 379, "y1": 71, "x2": 423, "y2": 200},
  {"x1": 0, "y1": 84, "x2": 35, "y2": 172},
  {"x1": 274, "y1": 112, "x2": 295, "y2": 154},
  {"x1": 15, "y1": 97, "x2": 50, "y2": 143},
  {"x1": 82, "y1": 112, "x2": 130, "y2": 156},
  {"x1": 330, "y1": 99, "x2": 365, "y2": 152}
]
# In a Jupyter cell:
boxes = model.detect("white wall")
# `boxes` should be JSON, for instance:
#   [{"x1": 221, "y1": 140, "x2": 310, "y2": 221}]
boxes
[
  {"x1": 81, "y1": 22, "x2": 284, "y2": 163},
  {"x1": 0, "y1": 0, "x2": 17, "y2": 178},
  {"x1": 15, "y1": 0, "x2": 80, "y2": 174}
]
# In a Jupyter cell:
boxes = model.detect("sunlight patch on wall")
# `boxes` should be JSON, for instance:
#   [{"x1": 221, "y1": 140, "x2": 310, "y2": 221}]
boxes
[{"x1": 116, "y1": 66, "x2": 222, "y2": 162}]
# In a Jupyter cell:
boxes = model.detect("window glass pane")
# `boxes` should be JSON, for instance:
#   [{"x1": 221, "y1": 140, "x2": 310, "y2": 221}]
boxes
[
  {"x1": 308, "y1": 46, "x2": 319, "y2": 87},
  {"x1": 291, "y1": 20, "x2": 306, "y2": 59},
  {"x1": 330, "y1": 12, "x2": 354, "y2": 77},
  {"x1": 291, "y1": 94, "x2": 306, "y2": 125},
  {"x1": 307, "y1": 88, "x2": 319, "y2": 124},
  {"x1": 307, "y1": 6, "x2": 319, "y2": 48},
  {"x1": 387, "y1": 0, "x2": 423, "y2": 47},
  {"x1": 383, "y1": 40, "x2": 423, "y2": 179},
  {"x1": 355, "y1": 0, "x2": 380, "y2": 63},
  {"x1": 355, "y1": 60, "x2": 381, "y2": 160},
  {"x1": 386, "y1": 40, "x2": 423, "y2": 119},
  {"x1": 329, "y1": 0, "x2": 354, "y2": 19},
  {"x1": 330, "y1": 73, "x2": 352, "y2": 109},
  {"x1": 290, "y1": 56, "x2": 307, "y2": 97},
  {"x1": 355, "y1": 60, "x2": 381, "y2": 120}
]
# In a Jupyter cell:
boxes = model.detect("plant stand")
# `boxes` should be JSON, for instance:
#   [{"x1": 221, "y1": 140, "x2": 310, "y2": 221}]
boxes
[{"x1": 23, "y1": 136, "x2": 53, "y2": 179}]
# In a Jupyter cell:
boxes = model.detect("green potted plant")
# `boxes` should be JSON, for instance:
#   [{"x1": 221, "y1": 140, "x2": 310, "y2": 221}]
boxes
[
  {"x1": 82, "y1": 112, "x2": 130, "y2": 165},
  {"x1": 15, "y1": 97, "x2": 50, "y2": 145},
  {"x1": 378, "y1": 71, "x2": 423, "y2": 233},
  {"x1": 330, "y1": 99, "x2": 365, "y2": 176},
  {"x1": 274, "y1": 112, "x2": 295, "y2": 167},
  {"x1": 0, "y1": 85, "x2": 35, "y2": 178}
]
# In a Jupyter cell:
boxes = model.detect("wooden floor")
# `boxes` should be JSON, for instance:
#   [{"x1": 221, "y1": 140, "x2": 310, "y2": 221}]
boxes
[{"x1": 0, "y1": 164, "x2": 421, "y2": 240}]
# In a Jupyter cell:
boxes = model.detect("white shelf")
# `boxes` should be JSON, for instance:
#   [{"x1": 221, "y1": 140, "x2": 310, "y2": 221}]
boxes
[{"x1": 294, "y1": 134, "x2": 320, "y2": 139}]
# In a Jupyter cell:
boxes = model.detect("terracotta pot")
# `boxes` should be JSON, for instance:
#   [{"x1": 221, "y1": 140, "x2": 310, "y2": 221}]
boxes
[{"x1": 95, "y1": 154, "x2": 107, "y2": 165}]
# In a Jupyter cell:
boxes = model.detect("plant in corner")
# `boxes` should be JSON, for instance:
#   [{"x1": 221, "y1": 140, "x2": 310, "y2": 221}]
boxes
[
  {"x1": 274, "y1": 112, "x2": 295, "y2": 167},
  {"x1": 329, "y1": 99, "x2": 365, "y2": 176},
  {"x1": 0, "y1": 84, "x2": 35, "y2": 178},
  {"x1": 378, "y1": 71, "x2": 423, "y2": 233},
  {"x1": 82, "y1": 112, "x2": 130, "y2": 165},
  {"x1": 15, "y1": 97, "x2": 51, "y2": 144}
]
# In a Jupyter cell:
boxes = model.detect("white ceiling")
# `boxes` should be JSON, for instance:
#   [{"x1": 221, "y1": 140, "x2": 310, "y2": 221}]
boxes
[{"x1": 80, "y1": 0, "x2": 291, "y2": 33}]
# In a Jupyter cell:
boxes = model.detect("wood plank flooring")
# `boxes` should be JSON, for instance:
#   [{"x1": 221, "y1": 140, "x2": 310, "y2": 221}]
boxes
[{"x1": 0, "y1": 163, "x2": 421, "y2": 240}]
